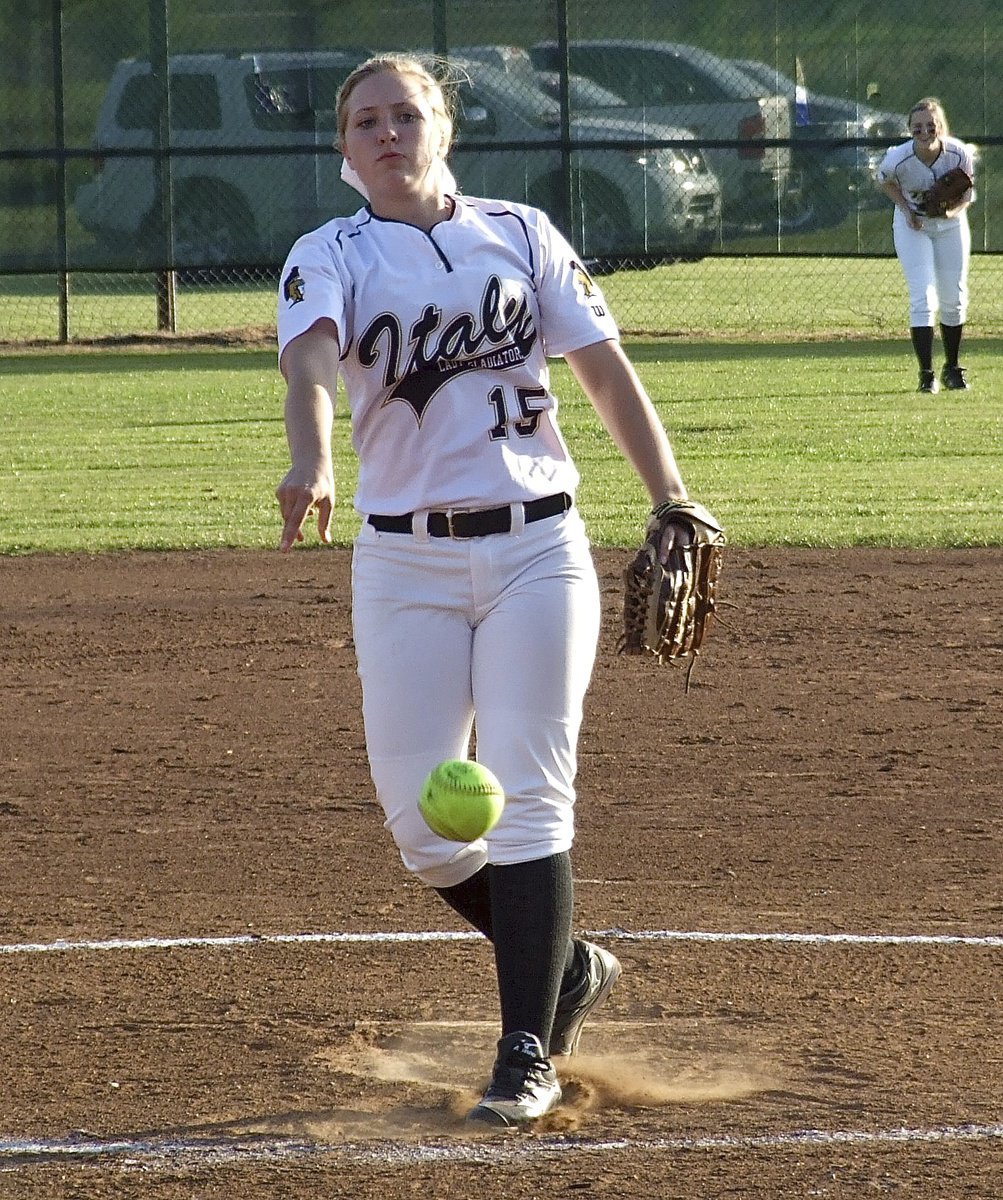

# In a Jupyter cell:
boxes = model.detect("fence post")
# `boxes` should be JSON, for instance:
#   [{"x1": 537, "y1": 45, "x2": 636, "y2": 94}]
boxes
[
  {"x1": 149, "y1": 0, "x2": 176, "y2": 332},
  {"x1": 432, "y1": 0, "x2": 447, "y2": 56},
  {"x1": 51, "y1": 0, "x2": 70, "y2": 342},
  {"x1": 555, "y1": 0, "x2": 572, "y2": 235}
]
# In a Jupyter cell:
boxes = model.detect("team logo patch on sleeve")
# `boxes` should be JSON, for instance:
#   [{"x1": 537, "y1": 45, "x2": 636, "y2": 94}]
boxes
[
  {"x1": 283, "y1": 265, "x2": 305, "y2": 306},
  {"x1": 571, "y1": 259, "x2": 596, "y2": 298},
  {"x1": 571, "y1": 258, "x2": 606, "y2": 318}
]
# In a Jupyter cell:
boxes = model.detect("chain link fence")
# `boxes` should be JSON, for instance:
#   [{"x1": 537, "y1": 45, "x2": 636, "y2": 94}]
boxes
[{"x1": 2, "y1": 0, "x2": 1002, "y2": 344}]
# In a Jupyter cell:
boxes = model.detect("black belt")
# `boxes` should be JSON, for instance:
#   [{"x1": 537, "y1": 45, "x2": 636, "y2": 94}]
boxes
[{"x1": 367, "y1": 492, "x2": 572, "y2": 538}]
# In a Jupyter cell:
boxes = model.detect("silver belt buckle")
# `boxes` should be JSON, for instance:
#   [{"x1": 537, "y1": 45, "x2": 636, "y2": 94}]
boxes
[{"x1": 445, "y1": 507, "x2": 474, "y2": 538}]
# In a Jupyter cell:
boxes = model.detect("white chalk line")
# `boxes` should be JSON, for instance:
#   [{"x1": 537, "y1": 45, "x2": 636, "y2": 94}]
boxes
[
  {"x1": 3, "y1": 929, "x2": 1000, "y2": 1173},
  {"x1": 2, "y1": 926, "x2": 1002, "y2": 957},
  {"x1": 1, "y1": 1121, "x2": 1002, "y2": 1171}
]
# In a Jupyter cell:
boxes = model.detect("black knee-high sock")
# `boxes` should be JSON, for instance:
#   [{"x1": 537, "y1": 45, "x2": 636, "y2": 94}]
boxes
[
  {"x1": 910, "y1": 325, "x2": 934, "y2": 371},
  {"x1": 488, "y1": 852, "x2": 575, "y2": 1052},
  {"x1": 940, "y1": 322, "x2": 964, "y2": 367},
  {"x1": 435, "y1": 864, "x2": 581, "y2": 1019},
  {"x1": 435, "y1": 866, "x2": 494, "y2": 939}
]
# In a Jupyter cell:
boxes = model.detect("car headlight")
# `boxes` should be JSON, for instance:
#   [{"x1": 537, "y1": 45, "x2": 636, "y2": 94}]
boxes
[{"x1": 647, "y1": 148, "x2": 693, "y2": 174}]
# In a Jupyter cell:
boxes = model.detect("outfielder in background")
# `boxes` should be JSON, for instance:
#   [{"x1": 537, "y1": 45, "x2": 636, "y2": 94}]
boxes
[
  {"x1": 274, "y1": 53, "x2": 719, "y2": 1127},
  {"x1": 877, "y1": 96, "x2": 976, "y2": 393}
]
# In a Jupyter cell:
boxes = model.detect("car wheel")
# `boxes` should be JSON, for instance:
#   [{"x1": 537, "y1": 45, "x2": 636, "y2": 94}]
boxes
[
  {"x1": 175, "y1": 181, "x2": 256, "y2": 267},
  {"x1": 140, "y1": 181, "x2": 257, "y2": 275},
  {"x1": 781, "y1": 160, "x2": 853, "y2": 233},
  {"x1": 575, "y1": 174, "x2": 629, "y2": 263}
]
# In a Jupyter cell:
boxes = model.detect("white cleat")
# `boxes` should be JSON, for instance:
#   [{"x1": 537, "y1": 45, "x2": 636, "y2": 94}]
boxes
[{"x1": 466, "y1": 1032, "x2": 562, "y2": 1127}]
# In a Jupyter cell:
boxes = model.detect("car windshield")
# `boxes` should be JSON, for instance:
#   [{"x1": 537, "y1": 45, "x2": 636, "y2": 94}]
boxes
[
  {"x1": 454, "y1": 63, "x2": 561, "y2": 129},
  {"x1": 247, "y1": 63, "x2": 356, "y2": 130},
  {"x1": 536, "y1": 72, "x2": 629, "y2": 109},
  {"x1": 737, "y1": 61, "x2": 797, "y2": 95},
  {"x1": 535, "y1": 42, "x2": 776, "y2": 105}
]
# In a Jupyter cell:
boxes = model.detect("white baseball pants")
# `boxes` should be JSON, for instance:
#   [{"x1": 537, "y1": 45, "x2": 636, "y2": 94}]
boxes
[
  {"x1": 892, "y1": 208, "x2": 971, "y2": 326},
  {"x1": 351, "y1": 507, "x2": 601, "y2": 888}
]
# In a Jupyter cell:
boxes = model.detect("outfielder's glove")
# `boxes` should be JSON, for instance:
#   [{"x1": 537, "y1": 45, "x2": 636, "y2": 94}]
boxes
[
  {"x1": 619, "y1": 499, "x2": 725, "y2": 681},
  {"x1": 922, "y1": 167, "x2": 973, "y2": 218}
]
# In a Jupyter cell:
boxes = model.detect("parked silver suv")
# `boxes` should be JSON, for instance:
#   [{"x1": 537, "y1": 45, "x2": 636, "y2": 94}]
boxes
[
  {"x1": 75, "y1": 51, "x2": 365, "y2": 266},
  {"x1": 75, "y1": 50, "x2": 722, "y2": 270}
]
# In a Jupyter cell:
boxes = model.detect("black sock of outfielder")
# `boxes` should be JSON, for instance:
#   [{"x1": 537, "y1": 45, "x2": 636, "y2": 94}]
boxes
[
  {"x1": 910, "y1": 325, "x2": 934, "y2": 372},
  {"x1": 940, "y1": 322, "x2": 963, "y2": 367},
  {"x1": 488, "y1": 851, "x2": 575, "y2": 1053}
]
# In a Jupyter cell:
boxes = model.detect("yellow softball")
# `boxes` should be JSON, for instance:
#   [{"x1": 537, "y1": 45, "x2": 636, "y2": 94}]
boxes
[{"x1": 419, "y1": 760, "x2": 506, "y2": 843}]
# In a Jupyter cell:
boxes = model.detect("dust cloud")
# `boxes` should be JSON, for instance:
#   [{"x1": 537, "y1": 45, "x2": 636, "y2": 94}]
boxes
[{"x1": 229, "y1": 1020, "x2": 781, "y2": 1143}]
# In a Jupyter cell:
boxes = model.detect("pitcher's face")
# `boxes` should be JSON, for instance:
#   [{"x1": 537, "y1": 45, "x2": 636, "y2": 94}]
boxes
[{"x1": 341, "y1": 70, "x2": 447, "y2": 200}]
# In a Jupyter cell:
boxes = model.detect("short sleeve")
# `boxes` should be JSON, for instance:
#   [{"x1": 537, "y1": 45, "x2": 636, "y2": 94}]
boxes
[
  {"x1": 531, "y1": 210, "x2": 621, "y2": 358},
  {"x1": 875, "y1": 146, "x2": 897, "y2": 184},
  {"x1": 276, "y1": 231, "x2": 348, "y2": 362}
]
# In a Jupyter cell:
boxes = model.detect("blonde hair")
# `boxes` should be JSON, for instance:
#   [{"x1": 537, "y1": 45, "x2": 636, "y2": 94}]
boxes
[
  {"x1": 908, "y1": 97, "x2": 950, "y2": 136},
  {"x1": 337, "y1": 53, "x2": 456, "y2": 152}
]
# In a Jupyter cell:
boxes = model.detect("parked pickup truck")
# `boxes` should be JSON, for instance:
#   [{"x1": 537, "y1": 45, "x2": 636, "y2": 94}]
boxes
[
  {"x1": 731, "y1": 57, "x2": 904, "y2": 228},
  {"x1": 528, "y1": 39, "x2": 794, "y2": 231}
]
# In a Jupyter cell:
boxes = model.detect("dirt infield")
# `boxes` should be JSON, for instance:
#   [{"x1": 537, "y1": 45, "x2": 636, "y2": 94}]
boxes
[{"x1": 2, "y1": 546, "x2": 1001, "y2": 1198}]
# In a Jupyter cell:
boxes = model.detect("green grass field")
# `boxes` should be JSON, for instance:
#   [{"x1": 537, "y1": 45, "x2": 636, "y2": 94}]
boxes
[
  {"x1": 2, "y1": 335, "x2": 1000, "y2": 554},
  {"x1": 4, "y1": 255, "x2": 1003, "y2": 343}
]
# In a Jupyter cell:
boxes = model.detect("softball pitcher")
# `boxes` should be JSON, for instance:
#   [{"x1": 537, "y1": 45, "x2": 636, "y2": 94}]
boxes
[
  {"x1": 275, "y1": 53, "x2": 705, "y2": 1127},
  {"x1": 877, "y1": 97, "x2": 975, "y2": 393}
]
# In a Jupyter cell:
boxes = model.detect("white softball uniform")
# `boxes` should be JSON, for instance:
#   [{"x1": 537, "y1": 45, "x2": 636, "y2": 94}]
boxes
[
  {"x1": 277, "y1": 196, "x2": 618, "y2": 887},
  {"x1": 877, "y1": 136, "x2": 975, "y2": 326}
]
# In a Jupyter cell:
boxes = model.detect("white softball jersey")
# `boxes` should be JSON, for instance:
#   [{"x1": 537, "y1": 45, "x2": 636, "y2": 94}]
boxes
[
  {"x1": 276, "y1": 195, "x2": 620, "y2": 517},
  {"x1": 876, "y1": 136, "x2": 976, "y2": 215}
]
